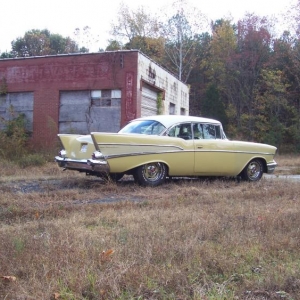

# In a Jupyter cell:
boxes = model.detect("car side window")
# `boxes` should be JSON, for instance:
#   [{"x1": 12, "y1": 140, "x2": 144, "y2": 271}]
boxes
[
  {"x1": 167, "y1": 126, "x2": 178, "y2": 137},
  {"x1": 215, "y1": 126, "x2": 222, "y2": 139},
  {"x1": 192, "y1": 123, "x2": 222, "y2": 139},
  {"x1": 192, "y1": 123, "x2": 203, "y2": 139},
  {"x1": 203, "y1": 124, "x2": 216, "y2": 139},
  {"x1": 168, "y1": 123, "x2": 192, "y2": 140}
]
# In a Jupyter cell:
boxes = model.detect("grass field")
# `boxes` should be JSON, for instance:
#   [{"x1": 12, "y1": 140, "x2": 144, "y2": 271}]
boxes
[{"x1": 0, "y1": 154, "x2": 300, "y2": 299}]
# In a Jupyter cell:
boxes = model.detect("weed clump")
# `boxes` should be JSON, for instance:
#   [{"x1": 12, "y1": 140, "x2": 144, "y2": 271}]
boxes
[
  {"x1": 0, "y1": 108, "x2": 46, "y2": 167},
  {"x1": 15, "y1": 153, "x2": 46, "y2": 168}
]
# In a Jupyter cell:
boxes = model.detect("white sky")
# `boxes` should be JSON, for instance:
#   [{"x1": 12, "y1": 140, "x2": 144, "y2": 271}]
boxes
[{"x1": 0, "y1": 0, "x2": 296, "y2": 53}]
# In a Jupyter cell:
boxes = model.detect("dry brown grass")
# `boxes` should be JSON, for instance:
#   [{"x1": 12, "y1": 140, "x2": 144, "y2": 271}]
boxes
[
  {"x1": 0, "y1": 155, "x2": 300, "y2": 299},
  {"x1": 275, "y1": 154, "x2": 300, "y2": 175}
]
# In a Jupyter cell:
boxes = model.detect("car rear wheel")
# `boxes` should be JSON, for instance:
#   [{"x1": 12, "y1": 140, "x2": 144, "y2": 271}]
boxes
[
  {"x1": 134, "y1": 162, "x2": 167, "y2": 186},
  {"x1": 240, "y1": 159, "x2": 264, "y2": 181}
]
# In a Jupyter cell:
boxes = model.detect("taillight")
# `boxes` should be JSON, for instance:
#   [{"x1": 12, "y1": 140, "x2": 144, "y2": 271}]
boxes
[
  {"x1": 59, "y1": 149, "x2": 66, "y2": 158},
  {"x1": 92, "y1": 151, "x2": 102, "y2": 159}
]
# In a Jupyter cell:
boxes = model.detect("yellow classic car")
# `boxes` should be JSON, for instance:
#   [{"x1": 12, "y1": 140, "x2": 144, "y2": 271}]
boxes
[{"x1": 55, "y1": 115, "x2": 277, "y2": 186}]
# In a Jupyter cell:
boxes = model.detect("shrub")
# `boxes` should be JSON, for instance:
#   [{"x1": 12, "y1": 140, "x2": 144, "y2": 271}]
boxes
[
  {"x1": 0, "y1": 109, "x2": 31, "y2": 161},
  {"x1": 0, "y1": 107, "x2": 55, "y2": 167},
  {"x1": 16, "y1": 153, "x2": 46, "y2": 168}
]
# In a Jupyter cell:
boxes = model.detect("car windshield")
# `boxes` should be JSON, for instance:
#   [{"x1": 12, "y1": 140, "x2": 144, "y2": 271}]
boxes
[{"x1": 119, "y1": 120, "x2": 166, "y2": 135}]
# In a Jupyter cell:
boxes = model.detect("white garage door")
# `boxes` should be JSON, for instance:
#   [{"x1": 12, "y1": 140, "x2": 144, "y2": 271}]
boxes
[{"x1": 141, "y1": 85, "x2": 158, "y2": 117}]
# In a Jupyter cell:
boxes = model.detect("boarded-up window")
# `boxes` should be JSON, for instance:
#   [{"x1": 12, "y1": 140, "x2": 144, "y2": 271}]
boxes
[
  {"x1": 59, "y1": 91, "x2": 90, "y2": 134},
  {"x1": 0, "y1": 92, "x2": 34, "y2": 132}
]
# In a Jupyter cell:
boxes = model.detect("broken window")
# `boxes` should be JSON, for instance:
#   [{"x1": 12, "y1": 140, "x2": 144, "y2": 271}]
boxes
[{"x1": 91, "y1": 89, "x2": 121, "y2": 107}]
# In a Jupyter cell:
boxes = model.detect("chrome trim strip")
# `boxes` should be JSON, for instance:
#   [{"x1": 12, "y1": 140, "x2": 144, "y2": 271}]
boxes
[
  {"x1": 104, "y1": 149, "x2": 189, "y2": 159},
  {"x1": 97, "y1": 143, "x2": 184, "y2": 150},
  {"x1": 101, "y1": 149, "x2": 276, "y2": 160},
  {"x1": 193, "y1": 150, "x2": 276, "y2": 155},
  {"x1": 222, "y1": 150, "x2": 275, "y2": 155},
  {"x1": 97, "y1": 143, "x2": 275, "y2": 156}
]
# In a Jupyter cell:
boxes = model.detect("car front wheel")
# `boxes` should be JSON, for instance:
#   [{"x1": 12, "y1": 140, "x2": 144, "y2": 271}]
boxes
[
  {"x1": 240, "y1": 159, "x2": 264, "y2": 181},
  {"x1": 134, "y1": 162, "x2": 167, "y2": 186}
]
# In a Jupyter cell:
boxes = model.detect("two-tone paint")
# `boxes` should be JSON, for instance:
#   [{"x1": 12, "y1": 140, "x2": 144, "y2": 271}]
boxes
[
  {"x1": 88, "y1": 132, "x2": 277, "y2": 177},
  {"x1": 55, "y1": 115, "x2": 277, "y2": 185}
]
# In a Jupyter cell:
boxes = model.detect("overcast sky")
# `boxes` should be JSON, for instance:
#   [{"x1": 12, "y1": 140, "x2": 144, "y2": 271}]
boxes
[{"x1": 0, "y1": 0, "x2": 296, "y2": 53}]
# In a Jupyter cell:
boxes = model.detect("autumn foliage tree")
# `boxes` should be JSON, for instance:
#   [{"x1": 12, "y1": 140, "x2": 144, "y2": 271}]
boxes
[
  {"x1": 201, "y1": 15, "x2": 277, "y2": 140},
  {"x1": 11, "y1": 29, "x2": 80, "y2": 57},
  {"x1": 109, "y1": 2, "x2": 164, "y2": 60},
  {"x1": 110, "y1": 0, "x2": 207, "y2": 82},
  {"x1": 272, "y1": 34, "x2": 300, "y2": 151},
  {"x1": 107, "y1": 0, "x2": 300, "y2": 151}
]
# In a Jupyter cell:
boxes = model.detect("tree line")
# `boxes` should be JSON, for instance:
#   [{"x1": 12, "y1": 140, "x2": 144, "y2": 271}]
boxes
[{"x1": 1, "y1": 0, "x2": 300, "y2": 153}]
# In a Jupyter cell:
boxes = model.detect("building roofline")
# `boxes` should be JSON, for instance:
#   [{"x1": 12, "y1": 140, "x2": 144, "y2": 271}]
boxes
[
  {"x1": 0, "y1": 49, "x2": 140, "y2": 61},
  {"x1": 0, "y1": 50, "x2": 187, "y2": 85}
]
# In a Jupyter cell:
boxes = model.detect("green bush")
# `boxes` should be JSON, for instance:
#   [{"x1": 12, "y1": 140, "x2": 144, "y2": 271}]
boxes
[
  {"x1": 16, "y1": 153, "x2": 46, "y2": 168},
  {"x1": 0, "y1": 109, "x2": 31, "y2": 162}
]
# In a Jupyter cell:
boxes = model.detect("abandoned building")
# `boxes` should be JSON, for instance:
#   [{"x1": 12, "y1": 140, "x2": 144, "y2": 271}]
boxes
[{"x1": 0, "y1": 50, "x2": 189, "y2": 147}]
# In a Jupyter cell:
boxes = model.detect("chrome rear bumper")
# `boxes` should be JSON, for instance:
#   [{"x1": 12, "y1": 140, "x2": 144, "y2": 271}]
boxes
[
  {"x1": 55, "y1": 156, "x2": 109, "y2": 174},
  {"x1": 87, "y1": 158, "x2": 110, "y2": 173}
]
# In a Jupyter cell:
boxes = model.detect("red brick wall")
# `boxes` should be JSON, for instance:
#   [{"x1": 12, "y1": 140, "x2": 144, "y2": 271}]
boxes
[{"x1": 0, "y1": 51, "x2": 139, "y2": 147}]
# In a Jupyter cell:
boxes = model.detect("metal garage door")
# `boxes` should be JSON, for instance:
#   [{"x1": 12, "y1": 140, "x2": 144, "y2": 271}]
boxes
[
  {"x1": 141, "y1": 85, "x2": 158, "y2": 117},
  {"x1": 59, "y1": 90, "x2": 121, "y2": 134}
]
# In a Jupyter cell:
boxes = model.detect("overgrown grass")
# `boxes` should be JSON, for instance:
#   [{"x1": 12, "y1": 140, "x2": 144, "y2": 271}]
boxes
[
  {"x1": 275, "y1": 154, "x2": 300, "y2": 175},
  {"x1": 0, "y1": 110, "x2": 56, "y2": 169},
  {"x1": 0, "y1": 155, "x2": 300, "y2": 299},
  {"x1": 276, "y1": 154, "x2": 300, "y2": 167}
]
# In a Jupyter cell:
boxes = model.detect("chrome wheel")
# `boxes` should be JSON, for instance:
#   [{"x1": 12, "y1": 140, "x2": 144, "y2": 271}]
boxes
[
  {"x1": 135, "y1": 162, "x2": 167, "y2": 186},
  {"x1": 143, "y1": 163, "x2": 163, "y2": 182},
  {"x1": 241, "y1": 159, "x2": 264, "y2": 181}
]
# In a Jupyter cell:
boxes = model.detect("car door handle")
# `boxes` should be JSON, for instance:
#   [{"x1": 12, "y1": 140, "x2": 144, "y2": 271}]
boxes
[{"x1": 197, "y1": 146, "x2": 203, "y2": 149}]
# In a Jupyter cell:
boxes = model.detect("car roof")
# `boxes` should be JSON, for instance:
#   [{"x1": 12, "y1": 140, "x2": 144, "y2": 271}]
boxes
[{"x1": 131, "y1": 115, "x2": 222, "y2": 128}]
